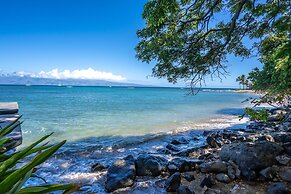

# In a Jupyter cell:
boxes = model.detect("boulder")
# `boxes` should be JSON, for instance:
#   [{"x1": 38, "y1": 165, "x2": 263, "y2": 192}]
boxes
[
  {"x1": 273, "y1": 133, "x2": 291, "y2": 143},
  {"x1": 200, "y1": 175, "x2": 216, "y2": 188},
  {"x1": 283, "y1": 143, "x2": 291, "y2": 155},
  {"x1": 275, "y1": 155, "x2": 290, "y2": 165},
  {"x1": 169, "y1": 158, "x2": 202, "y2": 172},
  {"x1": 167, "y1": 164, "x2": 179, "y2": 174},
  {"x1": 165, "y1": 172, "x2": 181, "y2": 192},
  {"x1": 227, "y1": 166, "x2": 236, "y2": 180},
  {"x1": 206, "y1": 136, "x2": 220, "y2": 148},
  {"x1": 105, "y1": 155, "x2": 136, "y2": 192},
  {"x1": 279, "y1": 167, "x2": 291, "y2": 182},
  {"x1": 174, "y1": 147, "x2": 201, "y2": 157},
  {"x1": 259, "y1": 166, "x2": 279, "y2": 181},
  {"x1": 215, "y1": 173, "x2": 231, "y2": 183},
  {"x1": 266, "y1": 182, "x2": 291, "y2": 194},
  {"x1": 135, "y1": 154, "x2": 168, "y2": 176},
  {"x1": 183, "y1": 172, "x2": 195, "y2": 182},
  {"x1": 199, "y1": 161, "x2": 227, "y2": 173},
  {"x1": 228, "y1": 160, "x2": 241, "y2": 178},
  {"x1": 220, "y1": 141, "x2": 284, "y2": 179}
]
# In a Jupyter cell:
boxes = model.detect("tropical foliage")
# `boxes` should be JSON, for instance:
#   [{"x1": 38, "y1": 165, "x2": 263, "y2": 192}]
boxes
[
  {"x1": 248, "y1": 33, "x2": 291, "y2": 103},
  {"x1": 0, "y1": 117, "x2": 79, "y2": 194},
  {"x1": 136, "y1": 0, "x2": 290, "y2": 91}
]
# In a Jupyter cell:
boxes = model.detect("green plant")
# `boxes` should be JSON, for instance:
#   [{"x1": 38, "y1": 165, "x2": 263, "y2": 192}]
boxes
[
  {"x1": 136, "y1": 0, "x2": 289, "y2": 92},
  {"x1": 240, "y1": 108, "x2": 269, "y2": 122},
  {"x1": 0, "y1": 117, "x2": 80, "y2": 194}
]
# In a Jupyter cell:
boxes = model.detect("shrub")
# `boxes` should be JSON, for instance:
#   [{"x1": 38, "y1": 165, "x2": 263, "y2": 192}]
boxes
[{"x1": 0, "y1": 116, "x2": 80, "y2": 193}]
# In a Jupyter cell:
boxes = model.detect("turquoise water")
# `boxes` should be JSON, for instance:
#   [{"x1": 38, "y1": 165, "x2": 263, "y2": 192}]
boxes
[
  {"x1": 1, "y1": 85, "x2": 257, "y2": 192},
  {"x1": 0, "y1": 85, "x2": 253, "y2": 146}
]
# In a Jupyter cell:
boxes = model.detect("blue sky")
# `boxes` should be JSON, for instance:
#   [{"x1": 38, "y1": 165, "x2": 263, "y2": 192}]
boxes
[{"x1": 0, "y1": 0, "x2": 262, "y2": 87}]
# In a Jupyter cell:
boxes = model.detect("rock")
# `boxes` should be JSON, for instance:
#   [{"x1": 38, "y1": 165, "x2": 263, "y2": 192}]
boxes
[
  {"x1": 257, "y1": 135, "x2": 274, "y2": 142},
  {"x1": 276, "y1": 155, "x2": 290, "y2": 165},
  {"x1": 154, "y1": 179, "x2": 164, "y2": 188},
  {"x1": 166, "y1": 143, "x2": 181, "y2": 152},
  {"x1": 199, "y1": 161, "x2": 227, "y2": 173},
  {"x1": 169, "y1": 158, "x2": 202, "y2": 172},
  {"x1": 171, "y1": 137, "x2": 189, "y2": 145},
  {"x1": 167, "y1": 164, "x2": 178, "y2": 174},
  {"x1": 273, "y1": 133, "x2": 291, "y2": 143},
  {"x1": 174, "y1": 147, "x2": 201, "y2": 157},
  {"x1": 165, "y1": 172, "x2": 181, "y2": 192},
  {"x1": 177, "y1": 185, "x2": 194, "y2": 194},
  {"x1": 200, "y1": 175, "x2": 216, "y2": 188},
  {"x1": 215, "y1": 173, "x2": 231, "y2": 183},
  {"x1": 220, "y1": 141, "x2": 284, "y2": 179},
  {"x1": 135, "y1": 154, "x2": 168, "y2": 176},
  {"x1": 283, "y1": 143, "x2": 291, "y2": 155},
  {"x1": 206, "y1": 136, "x2": 220, "y2": 148},
  {"x1": 279, "y1": 167, "x2": 291, "y2": 182},
  {"x1": 227, "y1": 166, "x2": 236, "y2": 180},
  {"x1": 105, "y1": 155, "x2": 136, "y2": 192},
  {"x1": 183, "y1": 173, "x2": 195, "y2": 182},
  {"x1": 259, "y1": 166, "x2": 279, "y2": 180},
  {"x1": 91, "y1": 162, "x2": 107, "y2": 172},
  {"x1": 230, "y1": 184, "x2": 248, "y2": 194},
  {"x1": 228, "y1": 160, "x2": 241, "y2": 178},
  {"x1": 266, "y1": 182, "x2": 291, "y2": 194}
]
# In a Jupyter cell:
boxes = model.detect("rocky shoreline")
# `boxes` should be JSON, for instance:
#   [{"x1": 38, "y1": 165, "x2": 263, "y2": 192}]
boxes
[{"x1": 91, "y1": 108, "x2": 291, "y2": 193}]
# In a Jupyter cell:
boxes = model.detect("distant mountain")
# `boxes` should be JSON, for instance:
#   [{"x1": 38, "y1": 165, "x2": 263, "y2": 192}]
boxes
[{"x1": 0, "y1": 75, "x2": 140, "y2": 87}]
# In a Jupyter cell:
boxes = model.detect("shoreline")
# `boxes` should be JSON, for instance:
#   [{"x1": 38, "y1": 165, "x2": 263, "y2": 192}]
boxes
[
  {"x1": 24, "y1": 109, "x2": 291, "y2": 193},
  {"x1": 23, "y1": 114, "x2": 249, "y2": 192},
  {"x1": 99, "y1": 108, "x2": 290, "y2": 193}
]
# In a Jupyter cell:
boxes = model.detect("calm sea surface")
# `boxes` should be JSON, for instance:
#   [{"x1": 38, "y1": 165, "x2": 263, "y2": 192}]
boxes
[
  {"x1": 1, "y1": 85, "x2": 258, "y2": 192},
  {"x1": 0, "y1": 85, "x2": 254, "y2": 147}
]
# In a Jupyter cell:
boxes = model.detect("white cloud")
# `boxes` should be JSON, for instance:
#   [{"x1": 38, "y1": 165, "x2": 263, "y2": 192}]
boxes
[{"x1": 15, "y1": 68, "x2": 127, "y2": 82}]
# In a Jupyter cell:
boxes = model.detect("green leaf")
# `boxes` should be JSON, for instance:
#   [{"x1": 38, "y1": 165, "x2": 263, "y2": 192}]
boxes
[
  {"x1": 0, "y1": 116, "x2": 22, "y2": 138},
  {"x1": 0, "y1": 138, "x2": 10, "y2": 146},
  {"x1": 0, "y1": 133, "x2": 53, "y2": 176},
  {"x1": 17, "y1": 184, "x2": 80, "y2": 194},
  {"x1": 0, "y1": 140, "x2": 65, "y2": 192},
  {"x1": 7, "y1": 169, "x2": 33, "y2": 194}
]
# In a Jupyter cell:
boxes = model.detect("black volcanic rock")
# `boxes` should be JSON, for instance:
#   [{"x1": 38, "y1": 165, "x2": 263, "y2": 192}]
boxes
[
  {"x1": 165, "y1": 172, "x2": 181, "y2": 192},
  {"x1": 105, "y1": 155, "x2": 136, "y2": 192},
  {"x1": 220, "y1": 141, "x2": 284, "y2": 180},
  {"x1": 135, "y1": 154, "x2": 168, "y2": 176}
]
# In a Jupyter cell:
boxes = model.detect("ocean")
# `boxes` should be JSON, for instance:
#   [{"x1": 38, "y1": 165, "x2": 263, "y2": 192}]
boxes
[
  {"x1": 1, "y1": 85, "x2": 254, "y2": 146},
  {"x1": 0, "y1": 85, "x2": 256, "y2": 192}
]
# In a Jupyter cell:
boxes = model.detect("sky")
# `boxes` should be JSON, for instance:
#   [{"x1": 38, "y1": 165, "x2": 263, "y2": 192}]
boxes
[{"x1": 0, "y1": 0, "x2": 262, "y2": 87}]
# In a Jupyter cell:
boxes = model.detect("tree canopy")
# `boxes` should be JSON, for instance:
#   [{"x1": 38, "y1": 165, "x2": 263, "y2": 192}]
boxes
[
  {"x1": 248, "y1": 33, "x2": 291, "y2": 98},
  {"x1": 136, "y1": 0, "x2": 290, "y2": 91}
]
